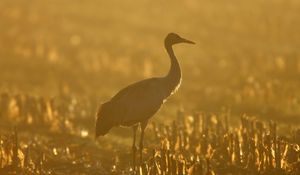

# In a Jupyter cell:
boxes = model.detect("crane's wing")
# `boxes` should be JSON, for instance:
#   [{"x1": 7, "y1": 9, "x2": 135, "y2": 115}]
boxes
[{"x1": 108, "y1": 77, "x2": 166, "y2": 126}]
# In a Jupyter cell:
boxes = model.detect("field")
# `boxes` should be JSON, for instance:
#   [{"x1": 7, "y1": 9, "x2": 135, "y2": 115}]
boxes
[{"x1": 0, "y1": 0, "x2": 300, "y2": 174}]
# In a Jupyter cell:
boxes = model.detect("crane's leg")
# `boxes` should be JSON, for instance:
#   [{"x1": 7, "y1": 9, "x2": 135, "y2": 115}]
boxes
[
  {"x1": 132, "y1": 125, "x2": 138, "y2": 170},
  {"x1": 139, "y1": 120, "x2": 148, "y2": 164}
]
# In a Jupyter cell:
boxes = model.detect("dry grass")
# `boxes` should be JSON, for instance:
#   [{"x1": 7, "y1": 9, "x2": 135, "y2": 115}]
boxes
[{"x1": 0, "y1": 93, "x2": 300, "y2": 174}]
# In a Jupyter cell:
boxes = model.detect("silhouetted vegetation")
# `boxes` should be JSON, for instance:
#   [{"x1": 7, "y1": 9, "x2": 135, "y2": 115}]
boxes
[{"x1": 0, "y1": 93, "x2": 300, "y2": 174}]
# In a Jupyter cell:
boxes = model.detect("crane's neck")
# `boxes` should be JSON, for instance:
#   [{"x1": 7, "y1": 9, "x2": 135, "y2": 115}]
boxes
[{"x1": 164, "y1": 42, "x2": 182, "y2": 95}]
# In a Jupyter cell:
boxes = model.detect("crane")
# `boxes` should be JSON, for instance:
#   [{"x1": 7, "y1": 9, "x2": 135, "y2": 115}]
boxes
[{"x1": 95, "y1": 33, "x2": 195, "y2": 167}]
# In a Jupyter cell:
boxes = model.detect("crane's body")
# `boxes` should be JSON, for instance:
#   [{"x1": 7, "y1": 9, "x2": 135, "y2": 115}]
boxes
[
  {"x1": 102, "y1": 78, "x2": 169, "y2": 125},
  {"x1": 95, "y1": 33, "x2": 194, "y2": 167}
]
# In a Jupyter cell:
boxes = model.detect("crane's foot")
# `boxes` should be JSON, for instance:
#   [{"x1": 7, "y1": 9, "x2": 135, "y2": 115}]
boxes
[
  {"x1": 139, "y1": 150, "x2": 143, "y2": 165},
  {"x1": 132, "y1": 145, "x2": 138, "y2": 170},
  {"x1": 139, "y1": 143, "x2": 144, "y2": 164},
  {"x1": 132, "y1": 125, "x2": 138, "y2": 171}
]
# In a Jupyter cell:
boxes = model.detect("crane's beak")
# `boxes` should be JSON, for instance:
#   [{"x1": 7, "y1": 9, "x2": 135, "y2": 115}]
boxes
[{"x1": 181, "y1": 37, "x2": 195, "y2": 44}]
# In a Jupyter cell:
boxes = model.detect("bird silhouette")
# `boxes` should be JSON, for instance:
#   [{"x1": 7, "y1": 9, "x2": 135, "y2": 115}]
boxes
[{"x1": 95, "y1": 33, "x2": 195, "y2": 167}]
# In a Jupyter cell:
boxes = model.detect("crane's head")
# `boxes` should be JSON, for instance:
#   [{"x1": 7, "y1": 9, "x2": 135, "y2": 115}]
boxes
[{"x1": 165, "y1": 33, "x2": 195, "y2": 46}]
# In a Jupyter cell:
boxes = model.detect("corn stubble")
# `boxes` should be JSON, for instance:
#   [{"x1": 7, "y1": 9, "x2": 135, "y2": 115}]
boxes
[{"x1": 0, "y1": 94, "x2": 300, "y2": 175}]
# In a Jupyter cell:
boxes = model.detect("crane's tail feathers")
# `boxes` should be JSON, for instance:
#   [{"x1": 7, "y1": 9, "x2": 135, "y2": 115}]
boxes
[{"x1": 95, "y1": 102, "x2": 115, "y2": 138}]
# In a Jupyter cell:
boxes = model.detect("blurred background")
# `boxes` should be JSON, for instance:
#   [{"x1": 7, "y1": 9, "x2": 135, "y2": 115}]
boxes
[
  {"x1": 1, "y1": 0, "x2": 300, "y2": 123},
  {"x1": 1, "y1": 0, "x2": 300, "y2": 174}
]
